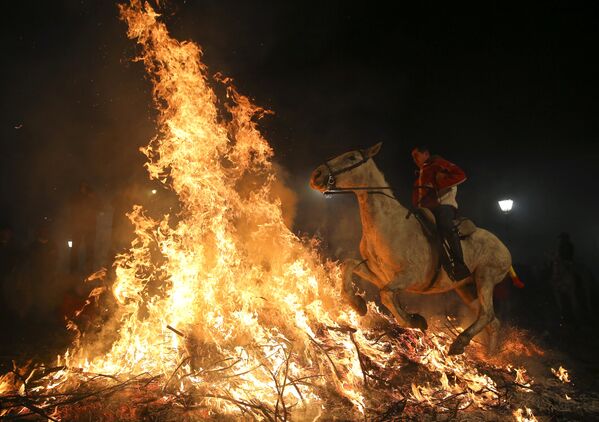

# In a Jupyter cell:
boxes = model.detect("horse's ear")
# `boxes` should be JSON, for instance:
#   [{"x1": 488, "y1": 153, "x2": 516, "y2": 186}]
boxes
[{"x1": 365, "y1": 142, "x2": 383, "y2": 158}]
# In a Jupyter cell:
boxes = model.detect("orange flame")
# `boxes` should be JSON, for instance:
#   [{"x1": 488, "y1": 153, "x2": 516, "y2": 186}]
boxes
[
  {"x1": 551, "y1": 366, "x2": 571, "y2": 383},
  {"x1": 513, "y1": 407, "x2": 538, "y2": 422},
  {"x1": 0, "y1": 2, "x2": 545, "y2": 419},
  {"x1": 62, "y1": 0, "x2": 365, "y2": 412}
]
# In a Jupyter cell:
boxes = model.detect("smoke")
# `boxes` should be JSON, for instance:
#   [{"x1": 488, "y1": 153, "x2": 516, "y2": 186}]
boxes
[{"x1": 270, "y1": 163, "x2": 298, "y2": 230}]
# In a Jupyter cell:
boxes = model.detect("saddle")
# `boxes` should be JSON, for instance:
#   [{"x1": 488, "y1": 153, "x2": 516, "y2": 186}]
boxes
[{"x1": 411, "y1": 208, "x2": 478, "y2": 286}]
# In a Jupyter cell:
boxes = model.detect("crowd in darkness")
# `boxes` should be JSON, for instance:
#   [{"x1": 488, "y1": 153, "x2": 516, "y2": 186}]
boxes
[
  {"x1": 0, "y1": 181, "x2": 145, "y2": 335},
  {"x1": 0, "y1": 185, "x2": 88, "y2": 326}
]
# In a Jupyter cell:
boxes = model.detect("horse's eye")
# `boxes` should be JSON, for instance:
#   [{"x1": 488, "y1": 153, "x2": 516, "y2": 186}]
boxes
[{"x1": 347, "y1": 155, "x2": 357, "y2": 162}]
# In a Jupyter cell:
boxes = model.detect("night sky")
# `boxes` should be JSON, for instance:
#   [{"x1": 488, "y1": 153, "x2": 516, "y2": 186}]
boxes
[{"x1": 1, "y1": 1, "x2": 598, "y2": 271}]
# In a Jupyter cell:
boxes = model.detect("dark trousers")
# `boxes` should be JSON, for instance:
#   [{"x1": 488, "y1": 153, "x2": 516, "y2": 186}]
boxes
[
  {"x1": 432, "y1": 205, "x2": 467, "y2": 266},
  {"x1": 432, "y1": 205, "x2": 457, "y2": 239}
]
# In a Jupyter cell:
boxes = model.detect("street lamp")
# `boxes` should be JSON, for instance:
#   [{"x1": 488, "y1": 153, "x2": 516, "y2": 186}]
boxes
[
  {"x1": 497, "y1": 199, "x2": 514, "y2": 241},
  {"x1": 498, "y1": 199, "x2": 514, "y2": 213}
]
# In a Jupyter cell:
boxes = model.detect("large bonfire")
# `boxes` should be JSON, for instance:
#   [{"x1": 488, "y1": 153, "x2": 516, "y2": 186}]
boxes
[{"x1": 0, "y1": 1, "x2": 588, "y2": 421}]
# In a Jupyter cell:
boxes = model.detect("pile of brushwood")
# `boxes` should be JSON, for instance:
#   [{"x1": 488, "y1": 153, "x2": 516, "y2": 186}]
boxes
[{"x1": 1, "y1": 316, "x2": 598, "y2": 421}]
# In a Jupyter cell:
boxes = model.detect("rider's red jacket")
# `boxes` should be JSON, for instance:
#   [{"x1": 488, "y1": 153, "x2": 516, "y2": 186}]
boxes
[{"x1": 412, "y1": 155, "x2": 467, "y2": 209}]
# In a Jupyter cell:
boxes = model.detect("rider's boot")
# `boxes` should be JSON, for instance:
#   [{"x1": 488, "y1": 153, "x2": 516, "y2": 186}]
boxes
[{"x1": 447, "y1": 228, "x2": 471, "y2": 281}]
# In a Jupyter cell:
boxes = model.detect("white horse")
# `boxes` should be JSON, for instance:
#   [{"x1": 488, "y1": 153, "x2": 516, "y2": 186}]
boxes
[{"x1": 310, "y1": 143, "x2": 517, "y2": 355}]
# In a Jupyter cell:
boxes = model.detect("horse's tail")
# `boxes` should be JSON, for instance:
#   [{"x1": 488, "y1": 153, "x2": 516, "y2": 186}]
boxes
[{"x1": 509, "y1": 266, "x2": 525, "y2": 288}]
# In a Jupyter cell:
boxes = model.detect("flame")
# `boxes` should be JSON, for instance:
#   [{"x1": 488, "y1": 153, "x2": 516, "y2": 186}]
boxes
[
  {"x1": 0, "y1": 1, "x2": 549, "y2": 419},
  {"x1": 56, "y1": 0, "x2": 364, "y2": 412},
  {"x1": 513, "y1": 407, "x2": 538, "y2": 422},
  {"x1": 551, "y1": 366, "x2": 571, "y2": 383}
]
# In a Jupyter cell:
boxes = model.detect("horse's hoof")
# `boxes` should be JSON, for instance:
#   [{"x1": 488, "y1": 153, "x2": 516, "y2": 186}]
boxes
[
  {"x1": 448, "y1": 336, "x2": 468, "y2": 355},
  {"x1": 349, "y1": 295, "x2": 368, "y2": 316},
  {"x1": 409, "y1": 313, "x2": 428, "y2": 331}
]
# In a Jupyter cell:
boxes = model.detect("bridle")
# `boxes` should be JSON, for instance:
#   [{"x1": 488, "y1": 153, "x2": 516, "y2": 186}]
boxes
[
  {"x1": 321, "y1": 150, "x2": 395, "y2": 199},
  {"x1": 324, "y1": 149, "x2": 368, "y2": 190}
]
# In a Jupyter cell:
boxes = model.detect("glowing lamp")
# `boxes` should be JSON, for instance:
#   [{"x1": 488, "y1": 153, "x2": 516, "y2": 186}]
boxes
[
  {"x1": 498, "y1": 199, "x2": 513, "y2": 213},
  {"x1": 151, "y1": 189, "x2": 157, "y2": 194},
  {"x1": 67, "y1": 240, "x2": 73, "y2": 248}
]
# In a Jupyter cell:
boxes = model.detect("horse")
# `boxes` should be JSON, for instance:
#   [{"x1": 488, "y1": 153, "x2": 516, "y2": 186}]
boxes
[{"x1": 310, "y1": 142, "x2": 517, "y2": 355}]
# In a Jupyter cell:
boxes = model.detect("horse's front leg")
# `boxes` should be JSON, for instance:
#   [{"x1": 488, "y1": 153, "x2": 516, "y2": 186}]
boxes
[
  {"x1": 376, "y1": 271, "x2": 428, "y2": 331},
  {"x1": 341, "y1": 258, "x2": 395, "y2": 316},
  {"x1": 379, "y1": 288, "x2": 428, "y2": 331},
  {"x1": 340, "y1": 259, "x2": 369, "y2": 315}
]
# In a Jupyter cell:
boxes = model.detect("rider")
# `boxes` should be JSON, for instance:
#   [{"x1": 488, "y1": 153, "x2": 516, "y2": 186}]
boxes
[{"x1": 411, "y1": 146, "x2": 471, "y2": 281}]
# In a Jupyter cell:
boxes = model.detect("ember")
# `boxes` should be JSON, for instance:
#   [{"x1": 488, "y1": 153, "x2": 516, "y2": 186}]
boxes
[
  {"x1": 513, "y1": 406, "x2": 538, "y2": 422},
  {"x1": 551, "y1": 366, "x2": 571, "y2": 384}
]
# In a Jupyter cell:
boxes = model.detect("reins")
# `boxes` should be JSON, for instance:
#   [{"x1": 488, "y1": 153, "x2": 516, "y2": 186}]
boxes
[{"x1": 323, "y1": 187, "x2": 398, "y2": 202}]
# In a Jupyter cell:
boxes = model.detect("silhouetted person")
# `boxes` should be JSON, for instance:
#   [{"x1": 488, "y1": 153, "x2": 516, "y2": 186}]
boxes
[
  {"x1": 558, "y1": 232, "x2": 574, "y2": 263},
  {"x1": 69, "y1": 182, "x2": 101, "y2": 274},
  {"x1": 29, "y1": 223, "x2": 58, "y2": 277},
  {"x1": 10, "y1": 222, "x2": 58, "y2": 321},
  {"x1": 411, "y1": 146, "x2": 470, "y2": 280}
]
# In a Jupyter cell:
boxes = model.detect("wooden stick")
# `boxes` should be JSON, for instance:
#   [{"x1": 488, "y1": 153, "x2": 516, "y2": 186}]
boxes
[{"x1": 349, "y1": 332, "x2": 369, "y2": 389}]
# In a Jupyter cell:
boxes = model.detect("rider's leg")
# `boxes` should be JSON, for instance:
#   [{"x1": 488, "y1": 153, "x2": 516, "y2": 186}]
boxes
[{"x1": 433, "y1": 205, "x2": 471, "y2": 280}]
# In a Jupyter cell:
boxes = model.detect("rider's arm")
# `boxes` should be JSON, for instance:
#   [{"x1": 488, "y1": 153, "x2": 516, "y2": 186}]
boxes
[{"x1": 434, "y1": 158, "x2": 467, "y2": 189}]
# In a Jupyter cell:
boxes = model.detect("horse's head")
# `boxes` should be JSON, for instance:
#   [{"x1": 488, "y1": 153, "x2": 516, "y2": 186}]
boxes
[{"x1": 309, "y1": 142, "x2": 383, "y2": 192}]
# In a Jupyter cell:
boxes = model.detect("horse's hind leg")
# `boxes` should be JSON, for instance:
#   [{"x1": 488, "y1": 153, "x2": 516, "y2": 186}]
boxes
[
  {"x1": 449, "y1": 268, "x2": 501, "y2": 355},
  {"x1": 485, "y1": 317, "x2": 501, "y2": 354},
  {"x1": 457, "y1": 284, "x2": 500, "y2": 354}
]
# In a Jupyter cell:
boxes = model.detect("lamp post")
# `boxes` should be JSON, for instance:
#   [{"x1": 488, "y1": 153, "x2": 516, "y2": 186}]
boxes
[{"x1": 497, "y1": 199, "x2": 514, "y2": 239}]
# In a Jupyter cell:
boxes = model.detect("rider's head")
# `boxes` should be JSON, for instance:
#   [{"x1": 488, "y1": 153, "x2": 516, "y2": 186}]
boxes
[{"x1": 411, "y1": 146, "x2": 430, "y2": 168}]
